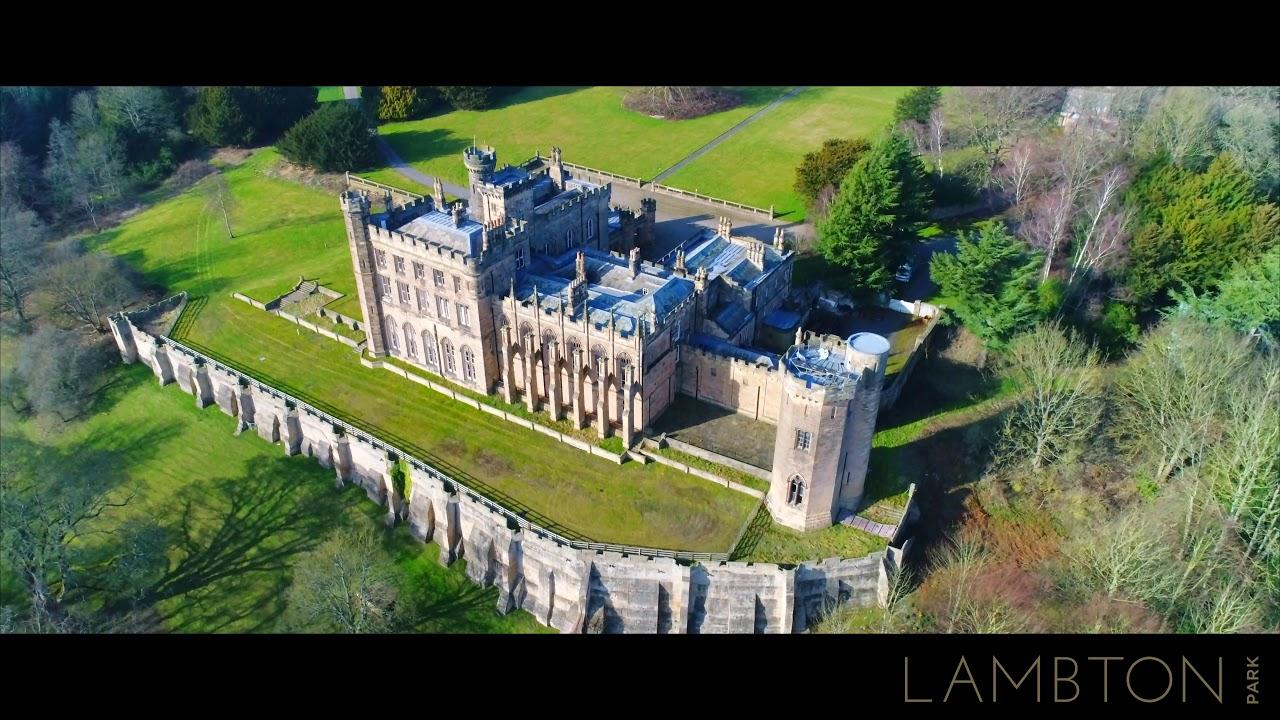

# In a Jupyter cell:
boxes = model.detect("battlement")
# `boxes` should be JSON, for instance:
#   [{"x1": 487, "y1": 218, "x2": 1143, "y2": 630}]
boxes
[{"x1": 463, "y1": 145, "x2": 497, "y2": 172}]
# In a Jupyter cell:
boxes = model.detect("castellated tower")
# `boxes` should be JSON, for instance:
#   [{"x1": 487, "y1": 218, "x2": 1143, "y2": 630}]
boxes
[
  {"x1": 341, "y1": 190, "x2": 390, "y2": 357},
  {"x1": 463, "y1": 145, "x2": 497, "y2": 187},
  {"x1": 767, "y1": 331, "x2": 890, "y2": 532}
]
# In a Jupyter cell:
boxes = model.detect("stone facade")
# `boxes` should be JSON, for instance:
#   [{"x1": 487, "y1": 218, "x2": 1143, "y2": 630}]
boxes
[{"x1": 342, "y1": 145, "x2": 892, "y2": 533}]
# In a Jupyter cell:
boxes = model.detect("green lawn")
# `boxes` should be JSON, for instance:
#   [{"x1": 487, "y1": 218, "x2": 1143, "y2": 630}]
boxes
[
  {"x1": 88, "y1": 150, "x2": 756, "y2": 552},
  {"x1": 376, "y1": 86, "x2": 790, "y2": 186},
  {"x1": 317, "y1": 86, "x2": 345, "y2": 103},
  {"x1": 1, "y1": 361, "x2": 548, "y2": 633},
  {"x1": 662, "y1": 86, "x2": 911, "y2": 220},
  {"x1": 734, "y1": 505, "x2": 886, "y2": 564}
]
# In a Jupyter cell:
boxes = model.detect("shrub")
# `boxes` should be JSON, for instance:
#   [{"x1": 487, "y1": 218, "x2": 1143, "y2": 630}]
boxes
[
  {"x1": 437, "y1": 86, "x2": 494, "y2": 111},
  {"x1": 277, "y1": 103, "x2": 378, "y2": 172},
  {"x1": 168, "y1": 159, "x2": 215, "y2": 189},
  {"x1": 376, "y1": 86, "x2": 438, "y2": 122},
  {"x1": 186, "y1": 86, "x2": 317, "y2": 148}
]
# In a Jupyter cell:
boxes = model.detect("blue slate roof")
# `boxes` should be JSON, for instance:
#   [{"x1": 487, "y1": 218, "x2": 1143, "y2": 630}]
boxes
[{"x1": 394, "y1": 208, "x2": 486, "y2": 256}]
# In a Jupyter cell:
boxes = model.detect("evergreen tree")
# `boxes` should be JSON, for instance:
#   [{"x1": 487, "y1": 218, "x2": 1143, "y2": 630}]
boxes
[
  {"x1": 894, "y1": 86, "x2": 942, "y2": 124},
  {"x1": 793, "y1": 137, "x2": 871, "y2": 208},
  {"x1": 186, "y1": 86, "x2": 254, "y2": 147},
  {"x1": 277, "y1": 102, "x2": 377, "y2": 172},
  {"x1": 815, "y1": 132, "x2": 932, "y2": 298},
  {"x1": 1126, "y1": 154, "x2": 1280, "y2": 309},
  {"x1": 931, "y1": 221, "x2": 1043, "y2": 354},
  {"x1": 1171, "y1": 245, "x2": 1280, "y2": 350},
  {"x1": 376, "y1": 86, "x2": 436, "y2": 121}
]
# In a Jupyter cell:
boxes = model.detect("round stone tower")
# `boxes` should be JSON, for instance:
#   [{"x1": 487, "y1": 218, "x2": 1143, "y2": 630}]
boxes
[
  {"x1": 767, "y1": 331, "x2": 890, "y2": 532},
  {"x1": 463, "y1": 145, "x2": 497, "y2": 186}
]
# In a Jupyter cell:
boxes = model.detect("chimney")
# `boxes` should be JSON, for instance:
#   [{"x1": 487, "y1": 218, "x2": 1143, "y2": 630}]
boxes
[
  {"x1": 773, "y1": 226, "x2": 786, "y2": 251},
  {"x1": 674, "y1": 247, "x2": 687, "y2": 277},
  {"x1": 795, "y1": 325, "x2": 804, "y2": 347},
  {"x1": 433, "y1": 178, "x2": 445, "y2": 209},
  {"x1": 452, "y1": 202, "x2": 465, "y2": 227},
  {"x1": 629, "y1": 247, "x2": 641, "y2": 278},
  {"x1": 718, "y1": 216, "x2": 733, "y2": 239},
  {"x1": 748, "y1": 240, "x2": 765, "y2": 268},
  {"x1": 575, "y1": 250, "x2": 587, "y2": 282},
  {"x1": 694, "y1": 265, "x2": 708, "y2": 294}
]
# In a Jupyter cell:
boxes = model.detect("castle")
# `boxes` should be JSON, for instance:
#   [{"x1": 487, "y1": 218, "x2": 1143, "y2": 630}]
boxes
[{"x1": 343, "y1": 146, "x2": 892, "y2": 532}]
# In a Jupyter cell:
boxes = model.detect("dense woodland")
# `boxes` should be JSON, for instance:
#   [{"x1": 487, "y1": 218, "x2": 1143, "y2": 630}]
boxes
[
  {"x1": 805, "y1": 86, "x2": 1278, "y2": 633},
  {"x1": 1, "y1": 85, "x2": 1276, "y2": 633}
]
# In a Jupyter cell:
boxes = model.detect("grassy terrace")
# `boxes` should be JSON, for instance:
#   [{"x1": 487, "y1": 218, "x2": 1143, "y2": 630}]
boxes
[
  {"x1": 1, "y1": 361, "x2": 548, "y2": 633},
  {"x1": 662, "y1": 86, "x2": 909, "y2": 220},
  {"x1": 733, "y1": 506, "x2": 887, "y2": 564},
  {"x1": 376, "y1": 86, "x2": 790, "y2": 186},
  {"x1": 89, "y1": 150, "x2": 756, "y2": 552}
]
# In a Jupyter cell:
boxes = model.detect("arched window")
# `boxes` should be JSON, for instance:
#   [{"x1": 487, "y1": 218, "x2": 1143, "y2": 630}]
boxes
[
  {"x1": 422, "y1": 331, "x2": 438, "y2": 367},
  {"x1": 441, "y1": 338, "x2": 456, "y2": 375},
  {"x1": 403, "y1": 323, "x2": 418, "y2": 359},
  {"x1": 566, "y1": 338, "x2": 581, "y2": 372},
  {"x1": 385, "y1": 316, "x2": 400, "y2": 352},
  {"x1": 462, "y1": 347, "x2": 476, "y2": 381},
  {"x1": 520, "y1": 322, "x2": 535, "y2": 348},
  {"x1": 541, "y1": 330, "x2": 556, "y2": 361},
  {"x1": 591, "y1": 345, "x2": 607, "y2": 377},
  {"x1": 615, "y1": 353, "x2": 632, "y2": 381},
  {"x1": 787, "y1": 476, "x2": 806, "y2": 506}
]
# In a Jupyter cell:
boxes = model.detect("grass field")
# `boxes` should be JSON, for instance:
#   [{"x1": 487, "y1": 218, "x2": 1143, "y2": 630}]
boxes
[
  {"x1": 0, "y1": 361, "x2": 549, "y2": 633},
  {"x1": 87, "y1": 150, "x2": 756, "y2": 552},
  {"x1": 733, "y1": 505, "x2": 887, "y2": 564},
  {"x1": 316, "y1": 86, "x2": 345, "y2": 103},
  {"x1": 376, "y1": 86, "x2": 790, "y2": 186},
  {"x1": 662, "y1": 86, "x2": 910, "y2": 220}
]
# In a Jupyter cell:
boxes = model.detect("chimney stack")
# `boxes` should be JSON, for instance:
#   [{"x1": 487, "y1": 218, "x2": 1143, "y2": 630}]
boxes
[
  {"x1": 773, "y1": 226, "x2": 786, "y2": 251},
  {"x1": 629, "y1": 247, "x2": 641, "y2": 278},
  {"x1": 452, "y1": 202, "x2": 465, "y2": 227},
  {"x1": 433, "y1": 178, "x2": 445, "y2": 209}
]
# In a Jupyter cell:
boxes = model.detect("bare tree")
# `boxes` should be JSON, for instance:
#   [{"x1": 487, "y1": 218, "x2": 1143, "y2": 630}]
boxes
[
  {"x1": 38, "y1": 252, "x2": 141, "y2": 333},
  {"x1": 284, "y1": 528, "x2": 398, "y2": 633},
  {"x1": 1136, "y1": 87, "x2": 1221, "y2": 169},
  {"x1": 998, "y1": 323, "x2": 1105, "y2": 472},
  {"x1": 1112, "y1": 316, "x2": 1254, "y2": 490},
  {"x1": 944, "y1": 86, "x2": 1064, "y2": 186},
  {"x1": 1021, "y1": 183, "x2": 1076, "y2": 282},
  {"x1": 42, "y1": 117, "x2": 128, "y2": 231},
  {"x1": 0, "y1": 202, "x2": 46, "y2": 324},
  {"x1": 998, "y1": 137, "x2": 1041, "y2": 208},
  {"x1": 1068, "y1": 165, "x2": 1131, "y2": 286},
  {"x1": 14, "y1": 326, "x2": 108, "y2": 421},
  {"x1": 95, "y1": 86, "x2": 174, "y2": 136},
  {"x1": 200, "y1": 170, "x2": 238, "y2": 239}
]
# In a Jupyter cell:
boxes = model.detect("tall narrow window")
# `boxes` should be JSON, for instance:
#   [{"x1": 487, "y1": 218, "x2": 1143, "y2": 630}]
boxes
[
  {"x1": 457, "y1": 304, "x2": 471, "y2": 329},
  {"x1": 794, "y1": 429, "x2": 812, "y2": 451},
  {"x1": 462, "y1": 347, "x2": 476, "y2": 381},
  {"x1": 378, "y1": 275, "x2": 391, "y2": 300},
  {"x1": 397, "y1": 281, "x2": 410, "y2": 305},
  {"x1": 415, "y1": 288, "x2": 428, "y2": 313},
  {"x1": 403, "y1": 323, "x2": 417, "y2": 358},
  {"x1": 586, "y1": 218, "x2": 595, "y2": 239},
  {"x1": 385, "y1": 317, "x2": 400, "y2": 352},
  {"x1": 515, "y1": 246, "x2": 525, "y2": 270},
  {"x1": 393, "y1": 255, "x2": 405, "y2": 275},
  {"x1": 433, "y1": 268, "x2": 446, "y2": 287},
  {"x1": 436, "y1": 296, "x2": 450, "y2": 322},
  {"x1": 565, "y1": 228, "x2": 574, "y2": 247},
  {"x1": 422, "y1": 332, "x2": 437, "y2": 367},
  {"x1": 412, "y1": 261, "x2": 425, "y2": 280},
  {"x1": 375, "y1": 249, "x2": 387, "y2": 269},
  {"x1": 453, "y1": 276, "x2": 462, "y2": 294},
  {"x1": 441, "y1": 338, "x2": 456, "y2": 375},
  {"x1": 787, "y1": 476, "x2": 805, "y2": 506}
]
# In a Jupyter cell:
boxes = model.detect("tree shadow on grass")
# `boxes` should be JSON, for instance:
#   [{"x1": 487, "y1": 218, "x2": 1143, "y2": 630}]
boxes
[
  {"x1": 376, "y1": 128, "x2": 472, "y2": 171},
  {"x1": 140, "y1": 456, "x2": 352, "y2": 632}
]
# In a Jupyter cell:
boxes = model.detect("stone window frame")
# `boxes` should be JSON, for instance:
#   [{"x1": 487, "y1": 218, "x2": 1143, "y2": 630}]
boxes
[
  {"x1": 397, "y1": 281, "x2": 411, "y2": 306},
  {"x1": 586, "y1": 217, "x2": 595, "y2": 240},
  {"x1": 787, "y1": 475, "x2": 806, "y2": 506},
  {"x1": 402, "y1": 322, "x2": 418, "y2": 359},
  {"x1": 433, "y1": 268, "x2": 446, "y2": 288},
  {"x1": 385, "y1": 316, "x2": 400, "y2": 352},
  {"x1": 461, "y1": 346, "x2": 476, "y2": 381},
  {"x1": 453, "y1": 275, "x2": 462, "y2": 294},
  {"x1": 795, "y1": 428, "x2": 812, "y2": 451},
  {"x1": 565, "y1": 228, "x2": 574, "y2": 247},
  {"x1": 412, "y1": 261, "x2": 426, "y2": 281},
  {"x1": 393, "y1": 255, "x2": 406, "y2": 275},
  {"x1": 378, "y1": 275, "x2": 392, "y2": 300},
  {"x1": 457, "y1": 303, "x2": 471, "y2": 329},
  {"x1": 415, "y1": 288, "x2": 429, "y2": 314},
  {"x1": 436, "y1": 296, "x2": 451, "y2": 323},
  {"x1": 422, "y1": 331, "x2": 438, "y2": 367},
  {"x1": 374, "y1": 248, "x2": 387, "y2": 269},
  {"x1": 566, "y1": 338, "x2": 582, "y2": 373},
  {"x1": 441, "y1": 338, "x2": 456, "y2": 375},
  {"x1": 515, "y1": 246, "x2": 526, "y2": 270}
]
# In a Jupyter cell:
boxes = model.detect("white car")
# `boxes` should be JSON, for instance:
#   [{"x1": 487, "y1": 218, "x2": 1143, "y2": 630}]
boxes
[{"x1": 895, "y1": 262, "x2": 914, "y2": 283}]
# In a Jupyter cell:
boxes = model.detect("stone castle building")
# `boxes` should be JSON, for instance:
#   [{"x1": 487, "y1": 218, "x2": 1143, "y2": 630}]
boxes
[{"x1": 343, "y1": 146, "x2": 892, "y2": 532}]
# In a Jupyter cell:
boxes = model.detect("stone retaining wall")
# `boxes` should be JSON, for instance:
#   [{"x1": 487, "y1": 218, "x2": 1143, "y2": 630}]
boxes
[{"x1": 108, "y1": 298, "x2": 908, "y2": 634}]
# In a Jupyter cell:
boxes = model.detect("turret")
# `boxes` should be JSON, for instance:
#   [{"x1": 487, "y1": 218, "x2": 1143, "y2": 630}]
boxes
[{"x1": 464, "y1": 145, "x2": 497, "y2": 186}]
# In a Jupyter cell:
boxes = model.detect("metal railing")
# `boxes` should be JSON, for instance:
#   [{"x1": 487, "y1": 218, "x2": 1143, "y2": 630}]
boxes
[{"x1": 157, "y1": 330, "x2": 731, "y2": 563}]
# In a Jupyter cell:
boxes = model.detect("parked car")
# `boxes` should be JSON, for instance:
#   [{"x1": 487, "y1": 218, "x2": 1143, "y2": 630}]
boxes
[{"x1": 895, "y1": 262, "x2": 913, "y2": 283}]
